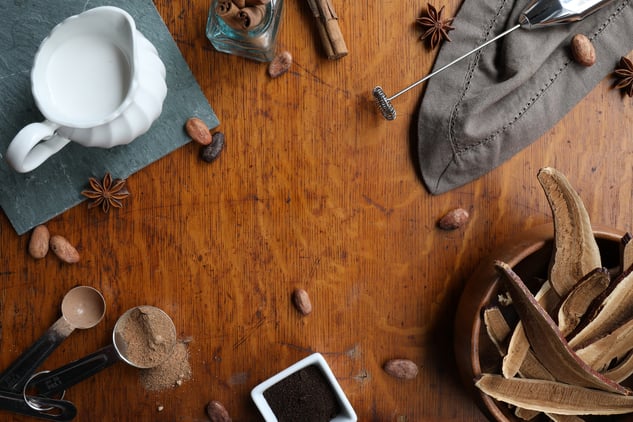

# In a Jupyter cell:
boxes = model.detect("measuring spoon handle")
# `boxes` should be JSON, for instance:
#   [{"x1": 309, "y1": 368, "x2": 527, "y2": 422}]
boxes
[
  {"x1": 0, "y1": 319, "x2": 71, "y2": 392},
  {"x1": 29, "y1": 345, "x2": 120, "y2": 397},
  {"x1": 0, "y1": 390, "x2": 76, "y2": 421}
]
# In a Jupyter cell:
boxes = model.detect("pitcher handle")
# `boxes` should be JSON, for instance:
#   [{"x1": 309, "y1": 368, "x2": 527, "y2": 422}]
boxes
[{"x1": 6, "y1": 121, "x2": 70, "y2": 173}]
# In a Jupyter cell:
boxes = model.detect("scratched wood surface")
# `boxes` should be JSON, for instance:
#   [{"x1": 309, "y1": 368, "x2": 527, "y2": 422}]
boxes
[{"x1": 1, "y1": 0, "x2": 632, "y2": 421}]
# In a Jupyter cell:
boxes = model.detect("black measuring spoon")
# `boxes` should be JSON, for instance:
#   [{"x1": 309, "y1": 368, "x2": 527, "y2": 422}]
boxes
[
  {"x1": 28, "y1": 306, "x2": 176, "y2": 397},
  {"x1": 0, "y1": 389, "x2": 76, "y2": 421},
  {"x1": 0, "y1": 286, "x2": 105, "y2": 392}
]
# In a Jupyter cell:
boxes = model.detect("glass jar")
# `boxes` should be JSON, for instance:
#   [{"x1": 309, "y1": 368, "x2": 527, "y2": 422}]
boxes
[{"x1": 206, "y1": 0, "x2": 283, "y2": 62}]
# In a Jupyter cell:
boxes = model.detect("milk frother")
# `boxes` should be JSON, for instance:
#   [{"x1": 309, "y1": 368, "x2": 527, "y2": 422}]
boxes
[{"x1": 373, "y1": 0, "x2": 617, "y2": 120}]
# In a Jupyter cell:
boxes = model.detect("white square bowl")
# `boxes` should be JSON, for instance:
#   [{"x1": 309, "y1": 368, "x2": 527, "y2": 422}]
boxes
[{"x1": 250, "y1": 352, "x2": 357, "y2": 422}]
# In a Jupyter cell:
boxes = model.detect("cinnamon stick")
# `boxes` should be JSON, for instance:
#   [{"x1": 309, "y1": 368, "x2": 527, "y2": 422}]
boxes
[
  {"x1": 225, "y1": 0, "x2": 270, "y2": 11},
  {"x1": 216, "y1": 0, "x2": 237, "y2": 16},
  {"x1": 217, "y1": 2, "x2": 244, "y2": 32},
  {"x1": 305, "y1": 0, "x2": 348, "y2": 60},
  {"x1": 218, "y1": 3, "x2": 266, "y2": 32},
  {"x1": 237, "y1": 5, "x2": 266, "y2": 30}
]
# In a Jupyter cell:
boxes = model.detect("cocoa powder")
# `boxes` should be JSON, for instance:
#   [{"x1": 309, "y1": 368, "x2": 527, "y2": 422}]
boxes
[
  {"x1": 140, "y1": 341, "x2": 192, "y2": 391},
  {"x1": 119, "y1": 306, "x2": 176, "y2": 368},
  {"x1": 263, "y1": 365, "x2": 340, "y2": 421}
]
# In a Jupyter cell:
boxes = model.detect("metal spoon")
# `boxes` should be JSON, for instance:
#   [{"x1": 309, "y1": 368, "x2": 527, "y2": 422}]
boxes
[
  {"x1": 373, "y1": 0, "x2": 617, "y2": 119},
  {"x1": 0, "y1": 286, "x2": 106, "y2": 392},
  {"x1": 28, "y1": 306, "x2": 177, "y2": 397}
]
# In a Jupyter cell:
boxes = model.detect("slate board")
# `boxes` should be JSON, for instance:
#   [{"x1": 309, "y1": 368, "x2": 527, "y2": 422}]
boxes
[{"x1": 0, "y1": 0, "x2": 219, "y2": 235}]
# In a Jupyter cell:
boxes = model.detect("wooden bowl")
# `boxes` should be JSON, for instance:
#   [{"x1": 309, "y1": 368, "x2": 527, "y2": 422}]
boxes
[{"x1": 454, "y1": 224, "x2": 625, "y2": 421}]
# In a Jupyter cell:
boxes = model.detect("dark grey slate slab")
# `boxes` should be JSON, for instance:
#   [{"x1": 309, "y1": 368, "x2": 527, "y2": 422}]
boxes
[{"x1": 0, "y1": 0, "x2": 219, "y2": 235}]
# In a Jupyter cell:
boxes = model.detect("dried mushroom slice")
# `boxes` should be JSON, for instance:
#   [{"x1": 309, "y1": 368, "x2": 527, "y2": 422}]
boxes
[
  {"x1": 494, "y1": 261, "x2": 629, "y2": 395},
  {"x1": 575, "y1": 317, "x2": 633, "y2": 372},
  {"x1": 605, "y1": 351, "x2": 633, "y2": 383},
  {"x1": 502, "y1": 281, "x2": 559, "y2": 378},
  {"x1": 484, "y1": 306, "x2": 553, "y2": 380},
  {"x1": 483, "y1": 307, "x2": 512, "y2": 355},
  {"x1": 476, "y1": 374, "x2": 633, "y2": 415},
  {"x1": 519, "y1": 350, "x2": 554, "y2": 381},
  {"x1": 569, "y1": 266, "x2": 633, "y2": 349},
  {"x1": 537, "y1": 167, "x2": 601, "y2": 298},
  {"x1": 503, "y1": 320, "x2": 530, "y2": 379},
  {"x1": 622, "y1": 232, "x2": 633, "y2": 272},
  {"x1": 558, "y1": 268, "x2": 610, "y2": 337},
  {"x1": 545, "y1": 413, "x2": 586, "y2": 422},
  {"x1": 484, "y1": 307, "x2": 551, "y2": 421},
  {"x1": 515, "y1": 406, "x2": 541, "y2": 421}
]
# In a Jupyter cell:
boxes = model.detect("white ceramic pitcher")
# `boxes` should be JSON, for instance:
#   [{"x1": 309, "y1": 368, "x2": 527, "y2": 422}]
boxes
[{"x1": 6, "y1": 6, "x2": 167, "y2": 173}]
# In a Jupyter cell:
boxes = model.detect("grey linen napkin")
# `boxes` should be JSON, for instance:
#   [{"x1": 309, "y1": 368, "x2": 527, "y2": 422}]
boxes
[{"x1": 417, "y1": 0, "x2": 633, "y2": 194}]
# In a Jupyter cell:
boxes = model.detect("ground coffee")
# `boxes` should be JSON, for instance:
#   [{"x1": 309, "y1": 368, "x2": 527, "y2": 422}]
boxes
[{"x1": 263, "y1": 365, "x2": 341, "y2": 422}]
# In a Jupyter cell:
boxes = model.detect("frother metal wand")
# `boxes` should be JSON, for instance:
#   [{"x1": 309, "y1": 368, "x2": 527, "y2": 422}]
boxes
[{"x1": 373, "y1": 0, "x2": 616, "y2": 120}]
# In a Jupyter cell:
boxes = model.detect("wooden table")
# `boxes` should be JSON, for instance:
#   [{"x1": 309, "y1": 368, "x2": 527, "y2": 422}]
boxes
[{"x1": 2, "y1": 1, "x2": 632, "y2": 420}]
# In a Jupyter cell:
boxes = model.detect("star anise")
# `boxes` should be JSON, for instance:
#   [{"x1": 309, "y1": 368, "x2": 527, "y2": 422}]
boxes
[
  {"x1": 614, "y1": 56, "x2": 633, "y2": 97},
  {"x1": 81, "y1": 172, "x2": 130, "y2": 213},
  {"x1": 416, "y1": 3, "x2": 455, "y2": 49}
]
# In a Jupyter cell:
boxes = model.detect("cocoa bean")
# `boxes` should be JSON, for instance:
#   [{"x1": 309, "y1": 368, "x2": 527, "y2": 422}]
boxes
[
  {"x1": 201, "y1": 132, "x2": 225, "y2": 163},
  {"x1": 438, "y1": 208, "x2": 469, "y2": 230},
  {"x1": 292, "y1": 288, "x2": 313, "y2": 315},
  {"x1": 29, "y1": 225, "x2": 50, "y2": 259},
  {"x1": 49, "y1": 235, "x2": 80, "y2": 264},
  {"x1": 185, "y1": 117, "x2": 212, "y2": 145},
  {"x1": 268, "y1": 51, "x2": 292, "y2": 78},
  {"x1": 571, "y1": 34, "x2": 596, "y2": 67},
  {"x1": 383, "y1": 359, "x2": 419, "y2": 380},
  {"x1": 206, "y1": 401, "x2": 232, "y2": 422}
]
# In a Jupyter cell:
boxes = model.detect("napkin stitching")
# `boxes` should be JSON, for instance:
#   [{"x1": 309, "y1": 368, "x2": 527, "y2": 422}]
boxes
[
  {"x1": 435, "y1": 0, "x2": 514, "y2": 191},
  {"x1": 447, "y1": 0, "x2": 510, "y2": 156},
  {"x1": 590, "y1": 0, "x2": 631, "y2": 39},
  {"x1": 447, "y1": 0, "x2": 629, "y2": 157}
]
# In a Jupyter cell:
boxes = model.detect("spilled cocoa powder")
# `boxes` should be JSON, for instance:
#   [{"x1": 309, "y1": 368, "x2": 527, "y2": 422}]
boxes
[
  {"x1": 118, "y1": 306, "x2": 192, "y2": 391},
  {"x1": 140, "y1": 341, "x2": 192, "y2": 391},
  {"x1": 119, "y1": 306, "x2": 177, "y2": 368}
]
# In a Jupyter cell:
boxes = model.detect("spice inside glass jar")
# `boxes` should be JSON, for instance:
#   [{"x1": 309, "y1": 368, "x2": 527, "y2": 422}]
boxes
[{"x1": 206, "y1": 0, "x2": 284, "y2": 62}]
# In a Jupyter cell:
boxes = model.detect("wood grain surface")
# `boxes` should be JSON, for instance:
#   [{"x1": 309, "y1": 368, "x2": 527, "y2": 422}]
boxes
[{"x1": 1, "y1": 0, "x2": 632, "y2": 421}]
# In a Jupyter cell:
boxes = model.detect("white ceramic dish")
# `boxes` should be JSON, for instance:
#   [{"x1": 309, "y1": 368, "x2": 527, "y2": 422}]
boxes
[{"x1": 250, "y1": 353, "x2": 357, "y2": 422}]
